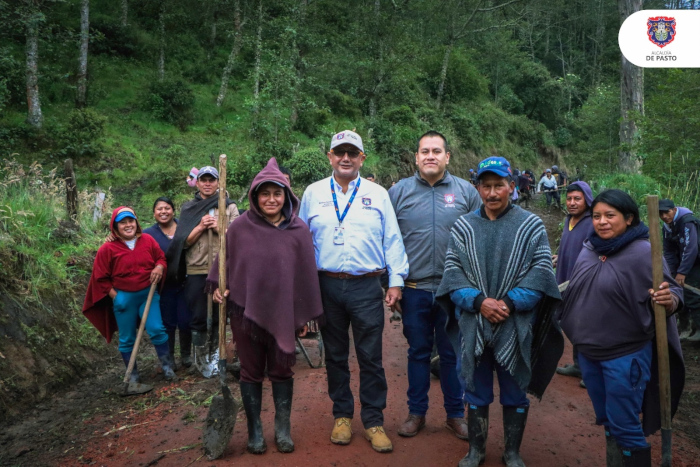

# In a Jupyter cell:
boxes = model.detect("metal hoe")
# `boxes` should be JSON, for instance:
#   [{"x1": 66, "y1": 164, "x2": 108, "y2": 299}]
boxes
[
  {"x1": 121, "y1": 281, "x2": 158, "y2": 396},
  {"x1": 203, "y1": 154, "x2": 239, "y2": 459}
]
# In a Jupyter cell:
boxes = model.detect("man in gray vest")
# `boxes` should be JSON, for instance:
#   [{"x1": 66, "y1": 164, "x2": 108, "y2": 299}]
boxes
[{"x1": 389, "y1": 131, "x2": 481, "y2": 439}]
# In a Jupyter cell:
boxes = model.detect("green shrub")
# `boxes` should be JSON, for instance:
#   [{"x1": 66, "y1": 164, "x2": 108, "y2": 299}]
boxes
[
  {"x1": 143, "y1": 79, "x2": 195, "y2": 130},
  {"x1": 56, "y1": 108, "x2": 108, "y2": 158},
  {"x1": 285, "y1": 147, "x2": 330, "y2": 186}
]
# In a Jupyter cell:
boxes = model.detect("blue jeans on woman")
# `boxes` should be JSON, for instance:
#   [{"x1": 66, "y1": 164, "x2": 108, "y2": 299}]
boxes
[
  {"x1": 112, "y1": 286, "x2": 168, "y2": 353},
  {"x1": 579, "y1": 341, "x2": 652, "y2": 449}
]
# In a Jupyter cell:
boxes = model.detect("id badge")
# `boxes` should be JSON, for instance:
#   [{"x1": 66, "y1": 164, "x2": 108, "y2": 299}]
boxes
[{"x1": 333, "y1": 226, "x2": 345, "y2": 245}]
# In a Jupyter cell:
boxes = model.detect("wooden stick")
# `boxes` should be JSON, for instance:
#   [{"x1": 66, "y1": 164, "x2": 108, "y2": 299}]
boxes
[
  {"x1": 218, "y1": 155, "x2": 227, "y2": 356},
  {"x1": 647, "y1": 195, "x2": 673, "y2": 467},
  {"x1": 123, "y1": 282, "x2": 158, "y2": 388}
]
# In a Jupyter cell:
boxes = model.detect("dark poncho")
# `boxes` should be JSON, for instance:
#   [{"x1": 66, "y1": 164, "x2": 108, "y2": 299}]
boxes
[
  {"x1": 559, "y1": 237, "x2": 685, "y2": 436},
  {"x1": 166, "y1": 193, "x2": 234, "y2": 284},
  {"x1": 207, "y1": 158, "x2": 324, "y2": 367},
  {"x1": 437, "y1": 206, "x2": 562, "y2": 398}
]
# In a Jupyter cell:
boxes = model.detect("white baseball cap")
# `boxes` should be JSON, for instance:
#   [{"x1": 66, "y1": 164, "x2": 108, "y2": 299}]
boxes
[{"x1": 330, "y1": 130, "x2": 364, "y2": 153}]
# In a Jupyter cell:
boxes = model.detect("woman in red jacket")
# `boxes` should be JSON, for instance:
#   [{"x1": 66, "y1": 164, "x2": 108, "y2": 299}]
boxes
[{"x1": 83, "y1": 206, "x2": 176, "y2": 384}]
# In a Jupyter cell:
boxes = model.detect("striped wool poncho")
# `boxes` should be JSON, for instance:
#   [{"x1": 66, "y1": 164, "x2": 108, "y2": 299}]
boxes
[{"x1": 437, "y1": 205, "x2": 562, "y2": 398}]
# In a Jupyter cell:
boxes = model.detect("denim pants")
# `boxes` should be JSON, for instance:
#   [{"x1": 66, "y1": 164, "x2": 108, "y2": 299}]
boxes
[
  {"x1": 400, "y1": 287, "x2": 463, "y2": 418},
  {"x1": 463, "y1": 346, "x2": 530, "y2": 407},
  {"x1": 112, "y1": 286, "x2": 168, "y2": 353},
  {"x1": 319, "y1": 274, "x2": 387, "y2": 429},
  {"x1": 579, "y1": 341, "x2": 652, "y2": 449},
  {"x1": 159, "y1": 284, "x2": 191, "y2": 332}
]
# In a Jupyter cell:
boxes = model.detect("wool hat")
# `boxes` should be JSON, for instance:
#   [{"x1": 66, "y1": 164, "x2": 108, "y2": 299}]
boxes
[
  {"x1": 330, "y1": 130, "x2": 364, "y2": 153},
  {"x1": 476, "y1": 156, "x2": 512, "y2": 179}
]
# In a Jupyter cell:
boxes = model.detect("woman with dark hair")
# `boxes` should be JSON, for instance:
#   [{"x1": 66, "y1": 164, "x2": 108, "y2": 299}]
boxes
[
  {"x1": 83, "y1": 207, "x2": 177, "y2": 385},
  {"x1": 209, "y1": 157, "x2": 324, "y2": 455},
  {"x1": 559, "y1": 189, "x2": 685, "y2": 466},
  {"x1": 144, "y1": 197, "x2": 192, "y2": 368}
]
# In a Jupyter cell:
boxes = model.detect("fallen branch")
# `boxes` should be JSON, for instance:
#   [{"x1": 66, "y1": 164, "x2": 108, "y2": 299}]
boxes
[
  {"x1": 144, "y1": 454, "x2": 165, "y2": 467},
  {"x1": 157, "y1": 443, "x2": 202, "y2": 454},
  {"x1": 102, "y1": 420, "x2": 155, "y2": 436},
  {"x1": 186, "y1": 454, "x2": 204, "y2": 467}
]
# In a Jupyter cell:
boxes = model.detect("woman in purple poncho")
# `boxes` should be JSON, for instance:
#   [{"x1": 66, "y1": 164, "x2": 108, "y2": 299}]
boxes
[
  {"x1": 559, "y1": 189, "x2": 685, "y2": 467},
  {"x1": 209, "y1": 157, "x2": 324, "y2": 456}
]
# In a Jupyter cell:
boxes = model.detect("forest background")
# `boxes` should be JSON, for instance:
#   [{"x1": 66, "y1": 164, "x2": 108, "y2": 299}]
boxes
[{"x1": 0, "y1": 0, "x2": 699, "y2": 419}]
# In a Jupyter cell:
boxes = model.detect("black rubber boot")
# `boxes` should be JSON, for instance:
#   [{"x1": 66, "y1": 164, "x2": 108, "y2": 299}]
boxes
[
  {"x1": 120, "y1": 352, "x2": 141, "y2": 384},
  {"x1": 165, "y1": 329, "x2": 179, "y2": 370},
  {"x1": 459, "y1": 405, "x2": 489, "y2": 467},
  {"x1": 605, "y1": 429, "x2": 623, "y2": 467},
  {"x1": 179, "y1": 329, "x2": 192, "y2": 368},
  {"x1": 619, "y1": 445, "x2": 651, "y2": 467},
  {"x1": 240, "y1": 382, "x2": 267, "y2": 454},
  {"x1": 272, "y1": 379, "x2": 294, "y2": 453},
  {"x1": 502, "y1": 405, "x2": 529, "y2": 467},
  {"x1": 154, "y1": 342, "x2": 177, "y2": 381}
]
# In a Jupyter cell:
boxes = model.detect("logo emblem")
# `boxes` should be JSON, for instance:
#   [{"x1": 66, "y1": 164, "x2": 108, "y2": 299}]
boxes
[
  {"x1": 444, "y1": 194, "x2": 455, "y2": 204},
  {"x1": 647, "y1": 17, "x2": 676, "y2": 48},
  {"x1": 362, "y1": 198, "x2": 371, "y2": 206},
  {"x1": 337, "y1": 133, "x2": 344, "y2": 140}
]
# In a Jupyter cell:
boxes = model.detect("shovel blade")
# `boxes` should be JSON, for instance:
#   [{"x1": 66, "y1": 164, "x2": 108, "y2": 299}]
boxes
[
  {"x1": 203, "y1": 386, "x2": 239, "y2": 460},
  {"x1": 121, "y1": 381, "x2": 153, "y2": 397},
  {"x1": 194, "y1": 346, "x2": 220, "y2": 379}
]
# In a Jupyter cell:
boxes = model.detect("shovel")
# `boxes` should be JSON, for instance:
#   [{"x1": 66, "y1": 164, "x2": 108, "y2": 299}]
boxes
[
  {"x1": 121, "y1": 281, "x2": 158, "y2": 396},
  {"x1": 203, "y1": 154, "x2": 239, "y2": 459},
  {"x1": 194, "y1": 211, "x2": 220, "y2": 379}
]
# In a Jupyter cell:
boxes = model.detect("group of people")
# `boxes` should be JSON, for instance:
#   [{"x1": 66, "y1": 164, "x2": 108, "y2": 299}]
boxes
[{"x1": 81, "y1": 128, "x2": 690, "y2": 467}]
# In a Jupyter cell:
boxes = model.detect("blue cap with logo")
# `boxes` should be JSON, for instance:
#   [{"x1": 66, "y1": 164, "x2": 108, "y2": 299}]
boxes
[
  {"x1": 197, "y1": 166, "x2": 219, "y2": 180},
  {"x1": 476, "y1": 156, "x2": 512, "y2": 179}
]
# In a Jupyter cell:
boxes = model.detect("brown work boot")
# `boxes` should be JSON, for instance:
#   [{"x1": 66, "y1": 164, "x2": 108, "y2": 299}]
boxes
[
  {"x1": 364, "y1": 426, "x2": 393, "y2": 453},
  {"x1": 330, "y1": 417, "x2": 353, "y2": 445},
  {"x1": 398, "y1": 414, "x2": 426, "y2": 437},
  {"x1": 446, "y1": 417, "x2": 469, "y2": 440}
]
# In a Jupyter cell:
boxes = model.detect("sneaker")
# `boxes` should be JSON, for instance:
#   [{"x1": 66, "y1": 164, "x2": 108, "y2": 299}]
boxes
[
  {"x1": 556, "y1": 363, "x2": 582, "y2": 378},
  {"x1": 330, "y1": 417, "x2": 353, "y2": 445},
  {"x1": 687, "y1": 331, "x2": 700, "y2": 342},
  {"x1": 364, "y1": 426, "x2": 393, "y2": 453}
]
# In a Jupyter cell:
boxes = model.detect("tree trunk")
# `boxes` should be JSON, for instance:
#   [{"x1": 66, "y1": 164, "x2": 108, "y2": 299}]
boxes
[
  {"x1": 25, "y1": 11, "x2": 43, "y2": 129},
  {"x1": 76, "y1": 0, "x2": 89, "y2": 108},
  {"x1": 158, "y1": 2, "x2": 165, "y2": 82},
  {"x1": 618, "y1": 0, "x2": 643, "y2": 173},
  {"x1": 252, "y1": 0, "x2": 262, "y2": 114},
  {"x1": 209, "y1": 0, "x2": 218, "y2": 52},
  {"x1": 121, "y1": 0, "x2": 127, "y2": 27},
  {"x1": 64, "y1": 159, "x2": 78, "y2": 223},
  {"x1": 436, "y1": 41, "x2": 453, "y2": 110},
  {"x1": 216, "y1": 0, "x2": 242, "y2": 107}
]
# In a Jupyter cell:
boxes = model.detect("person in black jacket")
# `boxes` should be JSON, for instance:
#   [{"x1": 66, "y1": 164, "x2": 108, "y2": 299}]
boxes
[{"x1": 660, "y1": 198, "x2": 700, "y2": 340}]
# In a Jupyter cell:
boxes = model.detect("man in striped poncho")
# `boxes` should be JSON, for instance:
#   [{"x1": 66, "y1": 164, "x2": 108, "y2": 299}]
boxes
[{"x1": 436, "y1": 156, "x2": 562, "y2": 467}]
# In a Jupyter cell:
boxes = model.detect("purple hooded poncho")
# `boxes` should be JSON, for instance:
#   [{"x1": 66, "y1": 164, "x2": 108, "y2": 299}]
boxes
[{"x1": 556, "y1": 181, "x2": 594, "y2": 284}]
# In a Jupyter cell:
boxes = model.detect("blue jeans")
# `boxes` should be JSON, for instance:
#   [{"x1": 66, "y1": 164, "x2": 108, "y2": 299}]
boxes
[
  {"x1": 464, "y1": 347, "x2": 530, "y2": 407},
  {"x1": 401, "y1": 287, "x2": 463, "y2": 418},
  {"x1": 160, "y1": 284, "x2": 190, "y2": 332},
  {"x1": 113, "y1": 286, "x2": 168, "y2": 353},
  {"x1": 579, "y1": 341, "x2": 652, "y2": 449}
]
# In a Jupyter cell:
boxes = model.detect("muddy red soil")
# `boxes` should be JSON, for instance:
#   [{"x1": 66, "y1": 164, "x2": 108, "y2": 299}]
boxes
[{"x1": 3, "y1": 202, "x2": 700, "y2": 467}]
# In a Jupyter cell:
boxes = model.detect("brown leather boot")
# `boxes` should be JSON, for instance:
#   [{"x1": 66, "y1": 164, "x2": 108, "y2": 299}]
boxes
[
  {"x1": 446, "y1": 417, "x2": 469, "y2": 440},
  {"x1": 397, "y1": 414, "x2": 425, "y2": 437}
]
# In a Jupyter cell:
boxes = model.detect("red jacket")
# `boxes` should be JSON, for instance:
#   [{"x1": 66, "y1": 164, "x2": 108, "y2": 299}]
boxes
[{"x1": 82, "y1": 207, "x2": 167, "y2": 342}]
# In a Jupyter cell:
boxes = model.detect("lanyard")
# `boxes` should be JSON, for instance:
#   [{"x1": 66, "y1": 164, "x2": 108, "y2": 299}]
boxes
[{"x1": 330, "y1": 177, "x2": 361, "y2": 226}]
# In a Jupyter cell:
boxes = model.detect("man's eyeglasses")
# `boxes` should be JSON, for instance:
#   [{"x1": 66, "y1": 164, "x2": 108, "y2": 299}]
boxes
[{"x1": 333, "y1": 149, "x2": 362, "y2": 159}]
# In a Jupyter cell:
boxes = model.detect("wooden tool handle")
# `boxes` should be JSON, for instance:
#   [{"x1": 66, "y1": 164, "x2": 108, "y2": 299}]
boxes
[
  {"x1": 123, "y1": 281, "x2": 158, "y2": 385},
  {"x1": 647, "y1": 195, "x2": 672, "y2": 430},
  {"x1": 218, "y1": 154, "x2": 228, "y2": 355}
]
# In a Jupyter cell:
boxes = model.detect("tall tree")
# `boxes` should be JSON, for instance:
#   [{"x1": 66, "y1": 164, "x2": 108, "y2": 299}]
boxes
[
  {"x1": 24, "y1": 1, "x2": 43, "y2": 128},
  {"x1": 618, "y1": 0, "x2": 643, "y2": 173},
  {"x1": 216, "y1": 0, "x2": 243, "y2": 107},
  {"x1": 121, "y1": 0, "x2": 127, "y2": 26},
  {"x1": 76, "y1": 0, "x2": 89, "y2": 108},
  {"x1": 157, "y1": 0, "x2": 166, "y2": 81},
  {"x1": 252, "y1": 0, "x2": 262, "y2": 114}
]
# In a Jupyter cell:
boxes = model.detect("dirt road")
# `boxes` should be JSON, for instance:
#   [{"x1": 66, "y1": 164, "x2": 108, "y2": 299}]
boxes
[{"x1": 2, "y1": 202, "x2": 700, "y2": 466}]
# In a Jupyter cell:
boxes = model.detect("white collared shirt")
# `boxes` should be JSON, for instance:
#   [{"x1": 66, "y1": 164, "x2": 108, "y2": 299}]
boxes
[{"x1": 299, "y1": 174, "x2": 409, "y2": 287}]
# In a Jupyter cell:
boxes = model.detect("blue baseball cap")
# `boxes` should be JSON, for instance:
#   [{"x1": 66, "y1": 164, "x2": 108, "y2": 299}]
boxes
[
  {"x1": 114, "y1": 211, "x2": 137, "y2": 223},
  {"x1": 476, "y1": 156, "x2": 512, "y2": 179}
]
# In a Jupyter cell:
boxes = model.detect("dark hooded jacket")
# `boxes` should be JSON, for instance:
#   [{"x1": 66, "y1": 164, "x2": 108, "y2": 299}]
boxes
[
  {"x1": 207, "y1": 158, "x2": 324, "y2": 366},
  {"x1": 556, "y1": 181, "x2": 594, "y2": 284},
  {"x1": 662, "y1": 207, "x2": 700, "y2": 276},
  {"x1": 82, "y1": 207, "x2": 166, "y2": 342}
]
